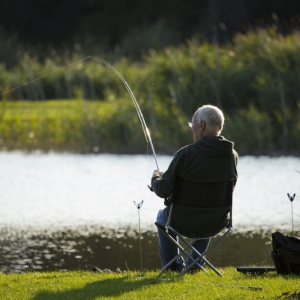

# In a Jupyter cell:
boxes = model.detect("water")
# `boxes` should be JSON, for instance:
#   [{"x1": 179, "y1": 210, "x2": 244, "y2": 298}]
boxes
[{"x1": 0, "y1": 152, "x2": 299, "y2": 272}]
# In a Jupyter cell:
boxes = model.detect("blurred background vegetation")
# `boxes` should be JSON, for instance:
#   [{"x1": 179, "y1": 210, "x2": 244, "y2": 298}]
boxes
[{"x1": 0, "y1": 0, "x2": 300, "y2": 155}]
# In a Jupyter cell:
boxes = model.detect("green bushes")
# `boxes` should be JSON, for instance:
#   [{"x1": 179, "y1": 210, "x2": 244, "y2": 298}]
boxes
[
  {"x1": 0, "y1": 29, "x2": 300, "y2": 155},
  {"x1": 0, "y1": 98, "x2": 190, "y2": 154}
]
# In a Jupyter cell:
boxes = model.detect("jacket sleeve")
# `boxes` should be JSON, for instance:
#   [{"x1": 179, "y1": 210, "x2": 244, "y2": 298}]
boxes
[
  {"x1": 151, "y1": 149, "x2": 185, "y2": 198},
  {"x1": 232, "y1": 150, "x2": 238, "y2": 190}
]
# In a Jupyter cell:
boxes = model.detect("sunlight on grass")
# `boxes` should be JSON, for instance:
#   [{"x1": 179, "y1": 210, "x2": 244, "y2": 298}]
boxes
[{"x1": 0, "y1": 268, "x2": 299, "y2": 299}]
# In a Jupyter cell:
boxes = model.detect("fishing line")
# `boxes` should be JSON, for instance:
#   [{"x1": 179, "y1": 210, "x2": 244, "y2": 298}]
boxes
[
  {"x1": 292, "y1": 211, "x2": 300, "y2": 218},
  {"x1": 0, "y1": 56, "x2": 90, "y2": 97},
  {"x1": 0, "y1": 56, "x2": 160, "y2": 170}
]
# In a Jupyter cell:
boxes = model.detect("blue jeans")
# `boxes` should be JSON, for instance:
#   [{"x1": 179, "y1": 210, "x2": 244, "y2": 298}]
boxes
[{"x1": 156, "y1": 207, "x2": 210, "y2": 270}]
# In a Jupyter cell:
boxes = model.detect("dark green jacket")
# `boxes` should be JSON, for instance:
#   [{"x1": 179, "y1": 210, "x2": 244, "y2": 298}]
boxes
[{"x1": 151, "y1": 135, "x2": 238, "y2": 199}]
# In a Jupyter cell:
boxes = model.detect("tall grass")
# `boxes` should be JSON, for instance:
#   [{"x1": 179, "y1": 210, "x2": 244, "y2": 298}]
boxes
[
  {"x1": 0, "y1": 98, "x2": 190, "y2": 154},
  {"x1": 0, "y1": 29, "x2": 300, "y2": 155}
]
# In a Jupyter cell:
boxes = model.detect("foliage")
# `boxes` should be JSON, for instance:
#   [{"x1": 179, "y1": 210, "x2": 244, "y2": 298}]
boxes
[
  {"x1": 0, "y1": 268, "x2": 300, "y2": 299},
  {"x1": 0, "y1": 99, "x2": 190, "y2": 154},
  {"x1": 0, "y1": 29, "x2": 300, "y2": 155},
  {"x1": 1, "y1": 0, "x2": 300, "y2": 64}
]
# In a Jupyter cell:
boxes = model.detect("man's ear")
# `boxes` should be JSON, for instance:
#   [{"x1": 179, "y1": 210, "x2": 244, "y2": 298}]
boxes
[{"x1": 200, "y1": 120, "x2": 206, "y2": 130}]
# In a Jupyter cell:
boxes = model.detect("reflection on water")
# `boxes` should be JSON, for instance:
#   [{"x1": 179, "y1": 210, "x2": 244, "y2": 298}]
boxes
[
  {"x1": 0, "y1": 153, "x2": 299, "y2": 272},
  {"x1": 0, "y1": 226, "x2": 158, "y2": 273},
  {"x1": 1, "y1": 225, "x2": 289, "y2": 273}
]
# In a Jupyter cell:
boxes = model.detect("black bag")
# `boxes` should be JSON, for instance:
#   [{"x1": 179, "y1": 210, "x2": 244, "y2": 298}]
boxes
[{"x1": 271, "y1": 231, "x2": 300, "y2": 275}]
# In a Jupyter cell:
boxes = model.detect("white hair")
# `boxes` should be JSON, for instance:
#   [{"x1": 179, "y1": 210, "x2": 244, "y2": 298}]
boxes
[{"x1": 195, "y1": 104, "x2": 224, "y2": 135}]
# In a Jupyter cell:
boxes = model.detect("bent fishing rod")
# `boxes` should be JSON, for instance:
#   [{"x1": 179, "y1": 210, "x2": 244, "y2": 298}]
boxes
[
  {"x1": 89, "y1": 57, "x2": 159, "y2": 171},
  {"x1": 0, "y1": 56, "x2": 160, "y2": 171}
]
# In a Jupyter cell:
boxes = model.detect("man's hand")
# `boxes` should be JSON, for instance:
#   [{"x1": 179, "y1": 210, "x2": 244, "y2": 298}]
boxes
[{"x1": 152, "y1": 170, "x2": 164, "y2": 177}]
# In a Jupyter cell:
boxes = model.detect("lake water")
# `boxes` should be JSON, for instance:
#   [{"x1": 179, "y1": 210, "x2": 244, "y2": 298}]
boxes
[{"x1": 0, "y1": 152, "x2": 299, "y2": 272}]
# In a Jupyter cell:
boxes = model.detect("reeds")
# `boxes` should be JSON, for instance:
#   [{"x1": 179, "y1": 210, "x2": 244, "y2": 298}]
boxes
[{"x1": 0, "y1": 29, "x2": 300, "y2": 155}]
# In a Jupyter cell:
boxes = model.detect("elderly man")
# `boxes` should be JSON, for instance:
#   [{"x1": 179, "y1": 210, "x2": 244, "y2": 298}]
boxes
[{"x1": 151, "y1": 104, "x2": 238, "y2": 272}]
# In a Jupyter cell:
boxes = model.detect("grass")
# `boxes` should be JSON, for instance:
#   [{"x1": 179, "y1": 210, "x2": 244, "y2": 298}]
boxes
[
  {"x1": 0, "y1": 98, "x2": 190, "y2": 154},
  {"x1": 0, "y1": 268, "x2": 299, "y2": 299}
]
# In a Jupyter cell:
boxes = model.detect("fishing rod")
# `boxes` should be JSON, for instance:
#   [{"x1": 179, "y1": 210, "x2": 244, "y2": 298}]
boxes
[
  {"x1": 0, "y1": 56, "x2": 160, "y2": 171},
  {"x1": 89, "y1": 56, "x2": 159, "y2": 171}
]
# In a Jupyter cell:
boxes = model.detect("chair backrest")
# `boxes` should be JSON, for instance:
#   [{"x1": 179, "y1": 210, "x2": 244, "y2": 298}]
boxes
[{"x1": 168, "y1": 179, "x2": 234, "y2": 238}]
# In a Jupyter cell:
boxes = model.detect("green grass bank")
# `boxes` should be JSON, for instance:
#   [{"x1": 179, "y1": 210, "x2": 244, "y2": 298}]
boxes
[
  {"x1": 0, "y1": 98, "x2": 299, "y2": 155},
  {"x1": 0, "y1": 98, "x2": 189, "y2": 154},
  {"x1": 0, "y1": 268, "x2": 299, "y2": 299}
]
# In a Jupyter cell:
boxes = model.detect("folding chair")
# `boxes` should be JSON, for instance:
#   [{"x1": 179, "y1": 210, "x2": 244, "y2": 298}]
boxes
[{"x1": 155, "y1": 178, "x2": 234, "y2": 277}]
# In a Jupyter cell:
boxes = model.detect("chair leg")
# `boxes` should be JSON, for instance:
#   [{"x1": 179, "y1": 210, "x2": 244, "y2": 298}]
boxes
[
  {"x1": 171, "y1": 227, "x2": 224, "y2": 277},
  {"x1": 157, "y1": 226, "x2": 207, "y2": 275},
  {"x1": 157, "y1": 226, "x2": 206, "y2": 275},
  {"x1": 202, "y1": 228, "x2": 232, "y2": 256},
  {"x1": 176, "y1": 235, "x2": 223, "y2": 277},
  {"x1": 156, "y1": 224, "x2": 229, "y2": 277}
]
